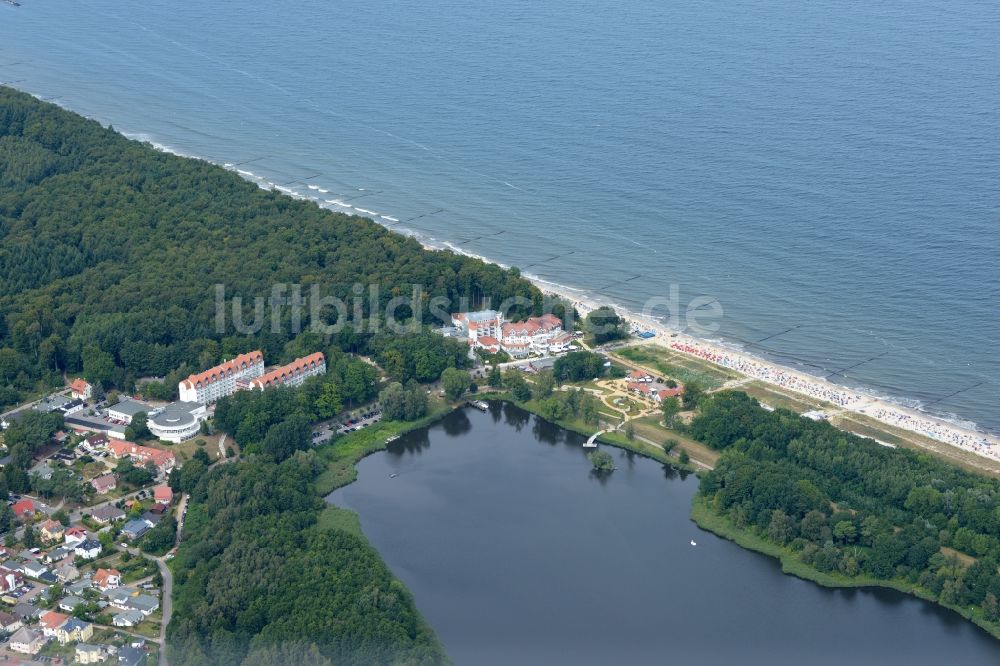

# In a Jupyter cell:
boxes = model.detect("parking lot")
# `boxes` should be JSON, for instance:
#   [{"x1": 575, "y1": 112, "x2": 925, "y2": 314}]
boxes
[{"x1": 311, "y1": 407, "x2": 382, "y2": 444}]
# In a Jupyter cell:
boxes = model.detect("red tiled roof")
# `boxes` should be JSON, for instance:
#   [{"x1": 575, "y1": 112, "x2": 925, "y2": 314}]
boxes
[
  {"x1": 503, "y1": 320, "x2": 541, "y2": 336},
  {"x1": 154, "y1": 485, "x2": 173, "y2": 502},
  {"x1": 248, "y1": 352, "x2": 325, "y2": 389},
  {"x1": 535, "y1": 313, "x2": 563, "y2": 329},
  {"x1": 477, "y1": 336, "x2": 500, "y2": 347},
  {"x1": 109, "y1": 441, "x2": 175, "y2": 469},
  {"x1": 12, "y1": 499, "x2": 33, "y2": 516},
  {"x1": 39, "y1": 611, "x2": 67, "y2": 630},
  {"x1": 180, "y1": 350, "x2": 264, "y2": 390},
  {"x1": 69, "y1": 378, "x2": 90, "y2": 394},
  {"x1": 91, "y1": 473, "x2": 116, "y2": 491},
  {"x1": 94, "y1": 568, "x2": 121, "y2": 588}
]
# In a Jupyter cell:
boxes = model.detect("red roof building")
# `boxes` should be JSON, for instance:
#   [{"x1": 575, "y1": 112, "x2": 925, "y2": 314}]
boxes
[
  {"x1": 153, "y1": 485, "x2": 173, "y2": 504},
  {"x1": 11, "y1": 499, "x2": 34, "y2": 519},
  {"x1": 69, "y1": 378, "x2": 93, "y2": 400},
  {"x1": 0, "y1": 567, "x2": 24, "y2": 593},
  {"x1": 39, "y1": 611, "x2": 68, "y2": 634},
  {"x1": 109, "y1": 441, "x2": 176, "y2": 474},
  {"x1": 178, "y1": 350, "x2": 265, "y2": 403},
  {"x1": 90, "y1": 473, "x2": 117, "y2": 494},
  {"x1": 93, "y1": 568, "x2": 122, "y2": 591},
  {"x1": 245, "y1": 352, "x2": 326, "y2": 391}
]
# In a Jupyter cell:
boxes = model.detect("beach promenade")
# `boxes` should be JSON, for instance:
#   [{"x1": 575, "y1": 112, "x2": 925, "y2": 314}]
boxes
[{"x1": 530, "y1": 279, "x2": 1000, "y2": 464}]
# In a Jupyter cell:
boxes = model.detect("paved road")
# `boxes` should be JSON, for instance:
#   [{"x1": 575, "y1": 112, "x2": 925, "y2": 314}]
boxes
[{"x1": 155, "y1": 492, "x2": 186, "y2": 666}]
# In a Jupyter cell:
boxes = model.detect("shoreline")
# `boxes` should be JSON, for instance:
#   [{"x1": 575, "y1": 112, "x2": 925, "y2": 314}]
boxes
[
  {"x1": 524, "y1": 276, "x2": 1000, "y2": 462},
  {"x1": 187, "y1": 144, "x2": 1000, "y2": 463},
  {"x1": 23, "y1": 88, "x2": 989, "y2": 464},
  {"x1": 227, "y1": 160, "x2": 1000, "y2": 462},
  {"x1": 690, "y1": 495, "x2": 1000, "y2": 642}
]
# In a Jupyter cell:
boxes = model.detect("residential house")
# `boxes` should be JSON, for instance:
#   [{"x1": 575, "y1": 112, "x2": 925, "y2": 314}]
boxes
[
  {"x1": 91, "y1": 472, "x2": 117, "y2": 494},
  {"x1": 11, "y1": 602, "x2": 39, "y2": 622},
  {"x1": 39, "y1": 610, "x2": 68, "y2": 637},
  {"x1": 65, "y1": 526, "x2": 89, "y2": 547},
  {"x1": 119, "y1": 644, "x2": 148, "y2": 666},
  {"x1": 8, "y1": 626, "x2": 46, "y2": 654},
  {"x1": 0, "y1": 609, "x2": 22, "y2": 633},
  {"x1": 81, "y1": 433, "x2": 109, "y2": 453},
  {"x1": 153, "y1": 485, "x2": 173, "y2": 504},
  {"x1": 112, "y1": 609, "x2": 145, "y2": 628},
  {"x1": 22, "y1": 560, "x2": 48, "y2": 579},
  {"x1": 40, "y1": 518, "x2": 65, "y2": 542},
  {"x1": 121, "y1": 518, "x2": 152, "y2": 541},
  {"x1": 55, "y1": 561, "x2": 81, "y2": 582},
  {"x1": 108, "y1": 589, "x2": 159, "y2": 616},
  {"x1": 94, "y1": 568, "x2": 122, "y2": 591},
  {"x1": 0, "y1": 566, "x2": 25, "y2": 593},
  {"x1": 125, "y1": 594, "x2": 159, "y2": 616},
  {"x1": 59, "y1": 595, "x2": 85, "y2": 613},
  {"x1": 67, "y1": 576, "x2": 93, "y2": 597},
  {"x1": 12, "y1": 498, "x2": 34, "y2": 519},
  {"x1": 76, "y1": 643, "x2": 111, "y2": 664},
  {"x1": 70, "y1": 378, "x2": 94, "y2": 401},
  {"x1": 74, "y1": 539, "x2": 102, "y2": 560},
  {"x1": 108, "y1": 440, "x2": 177, "y2": 475},
  {"x1": 45, "y1": 545, "x2": 74, "y2": 563},
  {"x1": 90, "y1": 505, "x2": 126, "y2": 524},
  {"x1": 55, "y1": 617, "x2": 94, "y2": 644},
  {"x1": 141, "y1": 510, "x2": 163, "y2": 526}
]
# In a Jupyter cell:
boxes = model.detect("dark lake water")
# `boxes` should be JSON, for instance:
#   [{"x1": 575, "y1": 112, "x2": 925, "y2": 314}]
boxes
[{"x1": 327, "y1": 404, "x2": 1000, "y2": 665}]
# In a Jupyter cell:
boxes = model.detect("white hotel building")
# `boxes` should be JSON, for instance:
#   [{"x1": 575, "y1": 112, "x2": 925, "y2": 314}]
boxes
[
  {"x1": 178, "y1": 350, "x2": 265, "y2": 404},
  {"x1": 244, "y1": 352, "x2": 327, "y2": 390},
  {"x1": 451, "y1": 310, "x2": 570, "y2": 358}
]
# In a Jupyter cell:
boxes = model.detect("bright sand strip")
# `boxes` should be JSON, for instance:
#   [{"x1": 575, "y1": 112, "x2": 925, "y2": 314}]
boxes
[
  {"x1": 192, "y1": 161, "x2": 999, "y2": 466},
  {"x1": 527, "y1": 277, "x2": 1000, "y2": 464}
]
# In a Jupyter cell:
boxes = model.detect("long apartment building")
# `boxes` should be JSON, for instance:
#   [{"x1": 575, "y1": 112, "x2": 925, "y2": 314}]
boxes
[
  {"x1": 244, "y1": 352, "x2": 326, "y2": 390},
  {"x1": 178, "y1": 350, "x2": 265, "y2": 404}
]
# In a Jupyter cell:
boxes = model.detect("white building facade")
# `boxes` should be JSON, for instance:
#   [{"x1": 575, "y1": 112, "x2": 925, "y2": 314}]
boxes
[
  {"x1": 147, "y1": 401, "x2": 208, "y2": 443},
  {"x1": 245, "y1": 352, "x2": 326, "y2": 390},
  {"x1": 178, "y1": 350, "x2": 265, "y2": 403}
]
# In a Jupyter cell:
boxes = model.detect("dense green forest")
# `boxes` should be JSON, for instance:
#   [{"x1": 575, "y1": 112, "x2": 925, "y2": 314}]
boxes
[
  {"x1": 167, "y1": 452, "x2": 447, "y2": 665},
  {"x1": 0, "y1": 86, "x2": 544, "y2": 664},
  {"x1": 694, "y1": 392, "x2": 1000, "y2": 631},
  {"x1": 0, "y1": 86, "x2": 539, "y2": 408}
]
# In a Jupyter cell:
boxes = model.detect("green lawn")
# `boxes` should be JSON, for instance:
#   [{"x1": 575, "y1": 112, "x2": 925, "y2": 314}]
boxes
[
  {"x1": 315, "y1": 397, "x2": 453, "y2": 496},
  {"x1": 615, "y1": 345, "x2": 735, "y2": 389}
]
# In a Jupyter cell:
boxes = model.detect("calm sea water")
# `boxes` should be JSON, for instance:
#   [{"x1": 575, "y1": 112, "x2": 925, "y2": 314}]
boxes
[
  {"x1": 328, "y1": 405, "x2": 1000, "y2": 664},
  {"x1": 2, "y1": 0, "x2": 997, "y2": 429}
]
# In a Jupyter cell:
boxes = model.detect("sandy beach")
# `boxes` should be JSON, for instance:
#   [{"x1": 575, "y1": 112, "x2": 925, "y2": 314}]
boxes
[
  {"x1": 527, "y1": 276, "x2": 1000, "y2": 464},
  {"x1": 203, "y1": 158, "x2": 1000, "y2": 466}
]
